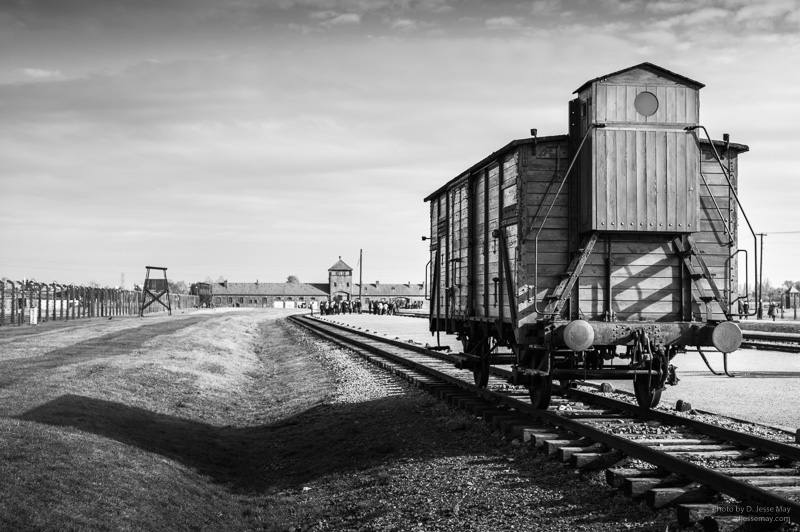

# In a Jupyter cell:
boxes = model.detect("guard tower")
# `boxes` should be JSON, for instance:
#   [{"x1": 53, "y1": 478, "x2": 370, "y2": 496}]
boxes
[
  {"x1": 190, "y1": 282, "x2": 213, "y2": 308},
  {"x1": 328, "y1": 257, "x2": 352, "y2": 302},
  {"x1": 139, "y1": 266, "x2": 171, "y2": 316}
]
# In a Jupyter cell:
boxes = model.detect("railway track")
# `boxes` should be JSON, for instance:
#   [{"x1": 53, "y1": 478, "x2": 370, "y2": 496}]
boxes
[
  {"x1": 289, "y1": 314, "x2": 800, "y2": 530},
  {"x1": 741, "y1": 330, "x2": 800, "y2": 353}
]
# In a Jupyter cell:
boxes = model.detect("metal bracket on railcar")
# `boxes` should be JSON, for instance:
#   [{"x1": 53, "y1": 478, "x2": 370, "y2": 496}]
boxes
[{"x1": 696, "y1": 346, "x2": 736, "y2": 377}]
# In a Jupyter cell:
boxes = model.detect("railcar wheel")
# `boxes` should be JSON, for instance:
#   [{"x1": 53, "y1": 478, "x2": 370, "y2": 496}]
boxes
[
  {"x1": 463, "y1": 335, "x2": 491, "y2": 388},
  {"x1": 530, "y1": 375, "x2": 552, "y2": 409},
  {"x1": 633, "y1": 374, "x2": 662, "y2": 409},
  {"x1": 555, "y1": 379, "x2": 572, "y2": 395},
  {"x1": 528, "y1": 349, "x2": 552, "y2": 409},
  {"x1": 473, "y1": 353, "x2": 490, "y2": 388}
]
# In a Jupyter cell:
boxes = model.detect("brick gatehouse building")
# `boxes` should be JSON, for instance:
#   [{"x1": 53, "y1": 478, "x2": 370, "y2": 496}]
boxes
[{"x1": 199, "y1": 257, "x2": 425, "y2": 309}]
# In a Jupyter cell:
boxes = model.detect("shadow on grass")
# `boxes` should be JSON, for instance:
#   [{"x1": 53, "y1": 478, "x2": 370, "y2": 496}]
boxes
[
  {"x1": 12, "y1": 395, "x2": 673, "y2": 532},
  {"x1": 15, "y1": 392, "x2": 472, "y2": 493},
  {"x1": 0, "y1": 317, "x2": 209, "y2": 389}
]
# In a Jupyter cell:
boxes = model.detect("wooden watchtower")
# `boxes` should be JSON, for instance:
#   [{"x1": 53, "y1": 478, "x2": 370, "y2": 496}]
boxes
[{"x1": 139, "y1": 266, "x2": 171, "y2": 316}]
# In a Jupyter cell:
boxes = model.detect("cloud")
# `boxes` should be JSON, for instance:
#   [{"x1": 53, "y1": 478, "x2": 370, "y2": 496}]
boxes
[
  {"x1": 485, "y1": 16, "x2": 523, "y2": 30},
  {"x1": 644, "y1": 1, "x2": 702, "y2": 14},
  {"x1": 309, "y1": 10, "x2": 340, "y2": 19},
  {"x1": 390, "y1": 17, "x2": 418, "y2": 30},
  {"x1": 411, "y1": 0, "x2": 453, "y2": 14},
  {"x1": 735, "y1": 0, "x2": 798, "y2": 21},
  {"x1": 320, "y1": 12, "x2": 361, "y2": 26},
  {"x1": 530, "y1": 0, "x2": 563, "y2": 16},
  {"x1": 15, "y1": 67, "x2": 64, "y2": 80},
  {"x1": 284, "y1": 22, "x2": 318, "y2": 33}
]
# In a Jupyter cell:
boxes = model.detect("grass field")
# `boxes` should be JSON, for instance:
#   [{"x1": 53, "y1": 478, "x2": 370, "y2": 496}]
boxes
[{"x1": 0, "y1": 308, "x2": 330, "y2": 532}]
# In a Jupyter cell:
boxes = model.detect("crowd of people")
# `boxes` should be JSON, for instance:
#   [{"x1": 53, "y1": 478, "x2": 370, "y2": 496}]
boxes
[
  {"x1": 314, "y1": 299, "x2": 423, "y2": 316},
  {"x1": 738, "y1": 299, "x2": 784, "y2": 321}
]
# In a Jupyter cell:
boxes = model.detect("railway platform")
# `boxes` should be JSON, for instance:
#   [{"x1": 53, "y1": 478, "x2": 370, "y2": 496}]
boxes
[{"x1": 312, "y1": 312, "x2": 800, "y2": 433}]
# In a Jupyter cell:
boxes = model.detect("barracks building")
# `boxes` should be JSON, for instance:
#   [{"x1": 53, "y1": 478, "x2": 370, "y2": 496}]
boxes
[{"x1": 199, "y1": 257, "x2": 426, "y2": 309}]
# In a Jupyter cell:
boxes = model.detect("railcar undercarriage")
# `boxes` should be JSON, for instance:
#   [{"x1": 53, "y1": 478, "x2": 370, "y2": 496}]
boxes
[{"x1": 449, "y1": 317, "x2": 742, "y2": 409}]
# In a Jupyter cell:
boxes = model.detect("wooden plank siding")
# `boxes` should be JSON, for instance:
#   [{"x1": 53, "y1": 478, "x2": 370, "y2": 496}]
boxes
[
  {"x1": 448, "y1": 180, "x2": 469, "y2": 316},
  {"x1": 425, "y1": 149, "x2": 527, "y2": 323},
  {"x1": 692, "y1": 142, "x2": 740, "y2": 320},
  {"x1": 579, "y1": 237, "x2": 683, "y2": 322},
  {"x1": 472, "y1": 170, "x2": 486, "y2": 317},
  {"x1": 518, "y1": 140, "x2": 572, "y2": 308},
  {"x1": 480, "y1": 164, "x2": 501, "y2": 318},
  {"x1": 500, "y1": 152, "x2": 520, "y2": 322},
  {"x1": 594, "y1": 84, "x2": 699, "y2": 126},
  {"x1": 579, "y1": 70, "x2": 701, "y2": 235},
  {"x1": 587, "y1": 129, "x2": 698, "y2": 232}
]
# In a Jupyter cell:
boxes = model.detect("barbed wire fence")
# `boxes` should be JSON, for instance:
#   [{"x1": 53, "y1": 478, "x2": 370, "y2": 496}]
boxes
[{"x1": 0, "y1": 279, "x2": 199, "y2": 327}]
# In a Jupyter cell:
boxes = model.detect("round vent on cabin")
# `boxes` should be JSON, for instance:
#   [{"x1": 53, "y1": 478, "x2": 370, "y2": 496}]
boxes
[{"x1": 634, "y1": 91, "x2": 659, "y2": 117}]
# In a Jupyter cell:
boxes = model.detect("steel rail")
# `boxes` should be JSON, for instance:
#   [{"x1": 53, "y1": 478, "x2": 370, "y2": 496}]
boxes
[
  {"x1": 742, "y1": 330, "x2": 800, "y2": 343},
  {"x1": 740, "y1": 329, "x2": 800, "y2": 353},
  {"x1": 290, "y1": 315, "x2": 800, "y2": 522},
  {"x1": 740, "y1": 341, "x2": 800, "y2": 353},
  {"x1": 566, "y1": 389, "x2": 800, "y2": 462}
]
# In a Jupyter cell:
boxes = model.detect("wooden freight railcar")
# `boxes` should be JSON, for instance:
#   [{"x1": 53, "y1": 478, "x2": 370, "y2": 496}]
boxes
[{"x1": 425, "y1": 63, "x2": 750, "y2": 409}]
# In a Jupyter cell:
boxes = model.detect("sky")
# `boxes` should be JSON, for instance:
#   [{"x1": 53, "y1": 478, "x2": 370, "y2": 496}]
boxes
[{"x1": 1, "y1": 0, "x2": 799, "y2": 292}]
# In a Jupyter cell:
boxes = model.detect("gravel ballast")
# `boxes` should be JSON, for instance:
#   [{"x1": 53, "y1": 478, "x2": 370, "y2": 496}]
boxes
[{"x1": 274, "y1": 325, "x2": 681, "y2": 532}]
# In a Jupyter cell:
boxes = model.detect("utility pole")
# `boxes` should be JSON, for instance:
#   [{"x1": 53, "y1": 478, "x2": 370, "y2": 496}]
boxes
[
  {"x1": 758, "y1": 233, "x2": 766, "y2": 319},
  {"x1": 358, "y1": 248, "x2": 363, "y2": 311}
]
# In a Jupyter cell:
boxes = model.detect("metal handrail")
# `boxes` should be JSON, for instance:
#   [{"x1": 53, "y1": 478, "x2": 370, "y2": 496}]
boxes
[
  {"x1": 529, "y1": 124, "x2": 603, "y2": 316},
  {"x1": 687, "y1": 125, "x2": 760, "y2": 310}
]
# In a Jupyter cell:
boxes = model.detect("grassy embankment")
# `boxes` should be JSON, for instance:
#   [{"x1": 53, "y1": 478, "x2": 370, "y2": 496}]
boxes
[{"x1": 0, "y1": 309, "x2": 334, "y2": 532}]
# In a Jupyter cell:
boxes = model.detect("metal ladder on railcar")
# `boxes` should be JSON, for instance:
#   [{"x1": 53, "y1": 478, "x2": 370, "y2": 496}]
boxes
[
  {"x1": 543, "y1": 231, "x2": 599, "y2": 318},
  {"x1": 672, "y1": 235, "x2": 732, "y2": 322}
]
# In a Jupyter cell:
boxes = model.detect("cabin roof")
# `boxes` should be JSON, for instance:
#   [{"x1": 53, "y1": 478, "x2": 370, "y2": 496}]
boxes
[
  {"x1": 699, "y1": 137, "x2": 749, "y2": 154},
  {"x1": 573, "y1": 62, "x2": 705, "y2": 94},
  {"x1": 423, "y1": 134, "x2": 569, "y2": 202},
  {"x1": 213, "y1": 282, "x2": 330, "y2": 297}
]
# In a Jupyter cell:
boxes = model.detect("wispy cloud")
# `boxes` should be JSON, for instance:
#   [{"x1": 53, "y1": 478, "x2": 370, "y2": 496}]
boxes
[
  {"x1": 15, "y1": 68, "x2": 64, "y2": 80},
  {"x1": 320, "y1": 12, "x2": 361, "y2": 26},
  {"x1": 485, "y1": 16, "x2": 523, "y2": 30},
  {"x1": 389, "y1": 17, "x2": 418, "y2": 31}
]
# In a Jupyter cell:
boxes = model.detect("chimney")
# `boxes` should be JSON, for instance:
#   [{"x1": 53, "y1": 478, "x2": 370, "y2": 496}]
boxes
[{"x1": 375, "y1": 281, "x2": 379, "y2": 287}]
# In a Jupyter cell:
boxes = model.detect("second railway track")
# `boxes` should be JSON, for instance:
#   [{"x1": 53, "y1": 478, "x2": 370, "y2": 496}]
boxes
[
  {"x1": 290, "y1": 314, "x2": 800, "y2": 530},
  {"x1": 741, "y1": 330, "x2": 800, "y2": 353}
]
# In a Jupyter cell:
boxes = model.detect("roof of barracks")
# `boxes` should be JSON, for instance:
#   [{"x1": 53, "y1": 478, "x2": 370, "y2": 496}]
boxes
[{"x1": 210, "y1": 258, "x2": 424, "y2": 299}]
